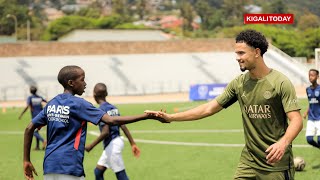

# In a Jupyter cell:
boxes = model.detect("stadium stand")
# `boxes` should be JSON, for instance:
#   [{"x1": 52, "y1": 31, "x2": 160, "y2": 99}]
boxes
[{"x1": 0, "y1": 47, "x2": 309, "y2": 102}]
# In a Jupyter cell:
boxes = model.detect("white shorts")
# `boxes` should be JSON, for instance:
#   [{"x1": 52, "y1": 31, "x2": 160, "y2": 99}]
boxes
[
  {"x1": 97, "y1": 136, "x2": 125, "y2": 173},
  {"x1": 44, "y1": 174, "x2": 85, "y2": 180},
  {"x1": 305, "y1": 120, "x2": 320, "y2": 136}
]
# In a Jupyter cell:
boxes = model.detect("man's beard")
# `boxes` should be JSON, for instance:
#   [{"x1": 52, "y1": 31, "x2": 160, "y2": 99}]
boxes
[{"x1": 240, "y1": 67, "x2": 247, "y2": 72}]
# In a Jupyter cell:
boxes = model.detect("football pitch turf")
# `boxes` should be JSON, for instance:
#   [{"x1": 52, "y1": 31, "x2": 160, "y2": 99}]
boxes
[{"x1": 1, "y1": 99, "x2": 320, "y2": 180}]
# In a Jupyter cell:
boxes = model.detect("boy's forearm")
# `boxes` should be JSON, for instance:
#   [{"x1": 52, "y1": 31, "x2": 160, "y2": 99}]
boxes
[
  {"x1": 88, "y1": 125, "x2": 109, "y2": 150},
  {"x1": 88, "y1": 135, "x2": 106, "y2": 149},
  {"x1": 23, "y1": 124, "x2": 35, "y2": 162},
  {"x1": 121, "y1": 125, "x2": 135, "y2": 145},
  {"x1": 101, "y1": 114, "x2": 148, "y2": 125}
]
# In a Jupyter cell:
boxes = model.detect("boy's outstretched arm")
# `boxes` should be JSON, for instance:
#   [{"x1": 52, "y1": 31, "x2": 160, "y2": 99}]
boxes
[
  {"x1": 23, "y1": 122, "x2": 38, "y2": 180},
  {"x1": 85, "y1": 124, "x2": 110, "y2": 152},
  {"x1": 100, "y1": 113, "x2": 166, "y2": 125},
  {"x1": 145, "y1": 99, "x2": 223, "y2": 122},
  {"x1": 121, "y1": 125, "x2": 140, "y2": 158}
]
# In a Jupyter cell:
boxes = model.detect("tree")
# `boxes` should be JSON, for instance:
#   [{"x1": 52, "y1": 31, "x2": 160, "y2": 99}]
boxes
[
  {"x1": 112, "y1": 0, "x2": 128, "y2": 16},
  {"x1": 221, "y1": 0, "x2": 247, "y2": 27},
  {"x1": 136, "y1": 0, "x2": 148, "y2": 20},
  {"x1": 0, "y1": 0, "x2": 29, "y2": 36},
  {"x1": 299, "y1": 28, "x2": 320, "y2": 58},
  {"x1": 263, "y1": 0, "x2": 288, "y2": 14},
  {"x1": 42, "y1": 16, "x2": 96, "y2": 40},
  {"x1": 297, "y1": 13, "x2": 320, "y2": 31},
  {"x1": 179, "y1": 1, "x2": 195, "y2": 32},
  {"x1": 76, "y1": 3, "x2": 102, "y2": 19},
  {"x1": 194, "y1": 0, "x2": 212, "y2": 30}
]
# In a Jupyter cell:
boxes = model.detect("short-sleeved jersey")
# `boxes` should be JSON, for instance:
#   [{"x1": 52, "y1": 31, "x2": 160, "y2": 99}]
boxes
[
  {"x1": 27, "y1": 94, "x2": 46, "y2": 118},
  {"x1": 99, "y1": 101, "x2": 121, "y2": 149},
  {"x1": 306, "y1": 85, "x2": 320, "y2": 120},
  {"x1": 216, "y1": 69, "x2": 300, "y2": 171},
  {"x1": 32, "y1": 93, "x2": 105, "y2": 177}
]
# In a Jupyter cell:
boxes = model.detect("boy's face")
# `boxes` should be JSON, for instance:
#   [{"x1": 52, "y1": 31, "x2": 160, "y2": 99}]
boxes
[
  {"x1": 71, "y1": 69, "x2": 86, "y2": 96},
  {"x1": 309, "y1": 70, "x2": 318, "y2": 84}
]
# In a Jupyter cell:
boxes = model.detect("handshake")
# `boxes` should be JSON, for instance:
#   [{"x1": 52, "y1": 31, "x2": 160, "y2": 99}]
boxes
[{"x1": 145, "y1": 110, "x2": 171, "y2": 123}]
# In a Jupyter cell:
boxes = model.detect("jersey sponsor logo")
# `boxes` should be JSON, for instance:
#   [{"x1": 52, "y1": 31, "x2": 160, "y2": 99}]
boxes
[
  {"x1": 107, "y1": 109, "x2": 119, "y2": 116},
  {"x1": 244, "y1": 105, "x2": 271, "y2": 119},
  {"x1": 263, "y1": 91, "x2": 272, "y2": 99},
  {"x1": 309, "y1": 98, "x2": 319, "y2": 104},
  {"x1": 31, "y1": 98, "x2": 42, "y2": 105},
  {"x1": 47, "y1": 105, "x2": 70, "y2": 123},
  {"x1": 47, "y1": 105, "x2": 70, "y2": 114}
]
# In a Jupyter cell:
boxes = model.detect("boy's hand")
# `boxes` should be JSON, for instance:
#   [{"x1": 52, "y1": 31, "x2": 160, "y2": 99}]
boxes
[
  {"x1": 85, "y1": 145, "x2": 93, "y2": 152},
  {"x1": 131, "y1": 144, "x2": 141, "y2": 158},
  {"x1": 144, "y1": 110, "x2": 170, "y2": 123},
  {"x1": 23, "y1": 161, "x2": 38, "y2": 180}
]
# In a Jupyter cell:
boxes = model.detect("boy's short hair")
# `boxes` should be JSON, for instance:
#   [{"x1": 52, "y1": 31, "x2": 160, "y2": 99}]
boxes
[
  {"x1": 236, "y1": 29, "x2": 269, "y2": 56},
  {"x1": 310, "y1": 69, "x2": 319, "y2": 75},
  {"x1": 94, "y1": 83, "x2": 108, "y2": 98},
  {"x1": 30, "y1": 85, "x2": 37, "y2": 94},
  {"x1": 57, "y1": 65, "x2": 82, "y2": 88}
]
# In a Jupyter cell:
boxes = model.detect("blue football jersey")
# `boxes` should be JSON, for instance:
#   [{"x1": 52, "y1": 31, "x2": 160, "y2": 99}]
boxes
[
  {"x1": 99, "y1": 101, "x2": 121, "y2": 149},
  {"x1": 32, "y1": 93, "x2": 105, "y2": 177},
  {"x1": 27, "y1": 94, "x2": 46, "y2": 118},
  {"x1": 306, "y1": 85, "x2": 320, "y2": 120}
]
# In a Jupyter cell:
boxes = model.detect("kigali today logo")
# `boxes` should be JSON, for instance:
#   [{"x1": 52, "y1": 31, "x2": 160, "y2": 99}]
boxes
[{"x1": 244, "y1": 14, "x2": 294, "y2": 24}]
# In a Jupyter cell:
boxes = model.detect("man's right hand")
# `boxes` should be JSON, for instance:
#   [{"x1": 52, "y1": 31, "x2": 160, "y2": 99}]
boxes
[{"x1": 144, "y1": 110, "x2": 170, "y2": 123}]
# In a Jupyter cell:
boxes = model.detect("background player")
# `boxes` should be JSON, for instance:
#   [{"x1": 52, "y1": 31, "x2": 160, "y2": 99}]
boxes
[
  {"x1": 23, "y1": 65, "x2": 164, "y2": 180},
  {"x1": 303, "y1": 69, "x2": 320, "y2": 148},
  {"x1": 146, "y1": 29, "x2": 303, "y2": 179},
  {"x1": 85, "y1": 83, "x2": 140, "y2": 180},
  {"x1": 19, "y1": 85, "x2": 47, "y2": 150}
]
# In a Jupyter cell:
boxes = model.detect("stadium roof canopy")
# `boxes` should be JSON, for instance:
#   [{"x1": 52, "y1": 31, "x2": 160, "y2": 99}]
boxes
[{"x1": 58, "y1": 29, "x2": 171, "y2": 42}]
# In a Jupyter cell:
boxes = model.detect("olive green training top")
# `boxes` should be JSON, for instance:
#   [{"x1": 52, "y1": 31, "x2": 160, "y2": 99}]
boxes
[{"x1": 216, "y1": 69, "x2": 300, "y2": 171}]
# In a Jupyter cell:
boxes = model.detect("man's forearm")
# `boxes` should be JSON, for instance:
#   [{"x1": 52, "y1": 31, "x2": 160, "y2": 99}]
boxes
[{"x1": 282, "y1": 113, "x2": 303, "y2": 145}]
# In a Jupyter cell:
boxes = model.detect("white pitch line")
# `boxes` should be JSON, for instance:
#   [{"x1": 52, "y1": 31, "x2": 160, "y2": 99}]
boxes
[
  {"x1": 0, "y1": 131, "x2": 24, "y2": 135},
  {"x1": 130, "y1": 129, "x2": 244, "y2": 133},
  {"x1": 87, "y1": 131, "x2": 311, "y2": 148}
]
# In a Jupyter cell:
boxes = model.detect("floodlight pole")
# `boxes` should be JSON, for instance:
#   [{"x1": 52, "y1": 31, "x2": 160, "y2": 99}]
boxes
[{"x1": 6, "y1": 14, "x2": 18, "y2": 41}]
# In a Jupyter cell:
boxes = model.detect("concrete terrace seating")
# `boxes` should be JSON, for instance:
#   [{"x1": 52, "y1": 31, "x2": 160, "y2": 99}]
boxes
[{"x1": 0, "y1": 51, "x2": 308, "y2": 101}]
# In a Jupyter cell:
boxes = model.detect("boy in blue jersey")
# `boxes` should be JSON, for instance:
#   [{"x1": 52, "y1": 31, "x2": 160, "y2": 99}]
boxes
[
  {"x1": 303, "y1": 69, "x2": 320, "y2": 148},
  {"x1": 23, "y1": 65, "x2": 165, "y2": 180},
  {"x1": 19, "y1": 85, "x2": 47, "y2": 150},
  {"x1": 85, "y1": 83, "x2": 140, "y2": 180}
]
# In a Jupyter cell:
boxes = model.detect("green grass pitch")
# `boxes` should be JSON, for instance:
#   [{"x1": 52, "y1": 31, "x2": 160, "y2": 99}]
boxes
[{"x1": 1, "y1": 99, "x2": 319, "y2": 180}]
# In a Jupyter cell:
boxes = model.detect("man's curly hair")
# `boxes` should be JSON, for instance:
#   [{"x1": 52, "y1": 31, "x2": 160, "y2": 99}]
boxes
[{"x1": 236, "y1": 29, "x2": 268, "y2": 56}]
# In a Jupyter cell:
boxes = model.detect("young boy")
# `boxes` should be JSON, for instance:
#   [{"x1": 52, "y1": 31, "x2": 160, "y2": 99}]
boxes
[
  {"x1": 19, "y1": 85, "x2": 47, "y2": 150},
  {"x1": 85, "y1": 83, "x2": 140, "y2": 180},
  {"x1": 303, "y1": 69, "x2": 320, "y2": 148},
  {"x1": 23, "y1": 65, "x2": 165, "y2": 180}
]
